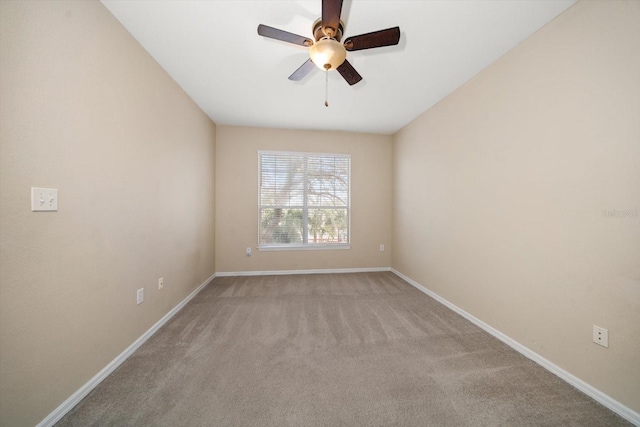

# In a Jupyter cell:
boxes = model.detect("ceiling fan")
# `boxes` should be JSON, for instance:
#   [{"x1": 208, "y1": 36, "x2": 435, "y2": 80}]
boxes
[{"x1": 257, "y1": 0, "x2": 401, "y2": 86}]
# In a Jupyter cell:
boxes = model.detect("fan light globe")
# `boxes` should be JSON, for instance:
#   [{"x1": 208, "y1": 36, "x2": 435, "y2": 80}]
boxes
[{"x1": 309, "y1": 38, "x2": 346, "y2": 71}]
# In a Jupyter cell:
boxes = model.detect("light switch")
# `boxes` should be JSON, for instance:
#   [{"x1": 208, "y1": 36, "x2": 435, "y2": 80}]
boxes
[{"x1": 31, "y1": 187, "x2": 58, "y2": 212}]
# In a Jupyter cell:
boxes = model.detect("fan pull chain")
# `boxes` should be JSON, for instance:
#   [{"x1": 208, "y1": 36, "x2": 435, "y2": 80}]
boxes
[{"x1": 324, "y1": 69, "x2": 329, "y2": 107}]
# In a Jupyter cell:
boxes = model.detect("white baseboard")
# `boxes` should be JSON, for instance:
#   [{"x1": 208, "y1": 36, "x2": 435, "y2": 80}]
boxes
[
  {"x1": 215, "y1": 266, "x2": 391, "y2": 277},
  {"x1": 391, "y1": 269, "x2": 640, "y2": 426},
  {"x1": 37, "y1": 272, "x2": 216, "y2": 427}
]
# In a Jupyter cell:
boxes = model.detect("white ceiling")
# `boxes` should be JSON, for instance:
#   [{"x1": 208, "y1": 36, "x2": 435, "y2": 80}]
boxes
[{"x1": 101, "y1": 0, "x2": 576, "y2": 134}]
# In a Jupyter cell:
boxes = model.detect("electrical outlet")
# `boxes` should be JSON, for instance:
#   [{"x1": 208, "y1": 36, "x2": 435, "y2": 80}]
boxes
[
  {"x1": 246, "y1": 247, "x2": 252, "y2": 257},
  {"x1": 158, "y1": 277, "x2": 164, "y2": 290},
  {"x1": 593, "y1": 325, "x2": 608, "y2": 348},
  {"x1": 137, "y1": 288, "x2": 144, "y2": 305},
  {"x1": 380, "y1": 244, "x2": 385, "y2": 252}
]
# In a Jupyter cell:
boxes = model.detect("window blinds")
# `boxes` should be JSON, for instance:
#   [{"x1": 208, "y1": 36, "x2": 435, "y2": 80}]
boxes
[{"x1": 258, "y1": 151, "x2": 350, "y2": 247}]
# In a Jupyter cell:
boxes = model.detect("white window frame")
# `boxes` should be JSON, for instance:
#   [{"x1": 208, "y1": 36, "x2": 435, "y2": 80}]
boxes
[{"x1": 258, "y1": 150, "x2": 351, "y2": 251}]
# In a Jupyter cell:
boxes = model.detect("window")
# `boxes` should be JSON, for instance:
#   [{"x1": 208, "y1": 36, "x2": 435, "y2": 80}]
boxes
[{"x1": 258, "y1": 151, "x2": 350, "y2": 249}]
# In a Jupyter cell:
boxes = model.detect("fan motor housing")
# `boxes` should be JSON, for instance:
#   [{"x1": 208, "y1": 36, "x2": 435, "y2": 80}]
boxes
[{"x1": 312, "y1": 18, "x2": 344, "y2": 42}]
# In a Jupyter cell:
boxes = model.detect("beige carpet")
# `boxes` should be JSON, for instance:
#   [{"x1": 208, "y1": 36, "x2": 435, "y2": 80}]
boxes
[{"x1": 56, "y1": 272, "x2": 630, "y2": 426}]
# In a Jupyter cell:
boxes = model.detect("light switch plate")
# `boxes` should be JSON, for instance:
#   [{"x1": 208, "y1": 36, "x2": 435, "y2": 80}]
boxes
[{"x1": 31, "y1": 187, "x2": 58, "y2": 211}]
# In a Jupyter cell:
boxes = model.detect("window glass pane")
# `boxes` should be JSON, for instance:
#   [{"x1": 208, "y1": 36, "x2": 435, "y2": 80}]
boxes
[
  {"x1": 260, "y1": 208, "x2": 304, "y2": 245},
  {"x1": 307, "y1": 156, "x2": 349, "y2": 207},
  {"x1": 307, "y1": 208, "x2": 348, "y2": 244},
  {"x1": 260, "y1": 154, "x2": 304, "y2": 207}
]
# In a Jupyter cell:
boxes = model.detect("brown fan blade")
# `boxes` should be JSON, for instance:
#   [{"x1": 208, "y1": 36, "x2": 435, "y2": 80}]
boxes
[
  {"x1": 288, "y1": 59, "x2": 316, "y2": 81},
  {"x1": 257, "y1": 24, "x2": 313, "y2": 47},
  {"x1": 344, "y1": 27, "x2": 400, "y2": 51},
  {"x1": 336, "y1": 60, "x2": 362, "y2": 86},
  {"x1": 321, "y1": 0, "x2": 343, "y2": 38}
]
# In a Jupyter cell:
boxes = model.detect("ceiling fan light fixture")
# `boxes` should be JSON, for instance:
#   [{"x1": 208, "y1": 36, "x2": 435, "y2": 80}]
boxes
[
  {"x1": 258, "y1": 1, "x2": 400, "y2": 85},
  {"x1": 309, "y1": 37, "x2": 346, "y2": 71}
]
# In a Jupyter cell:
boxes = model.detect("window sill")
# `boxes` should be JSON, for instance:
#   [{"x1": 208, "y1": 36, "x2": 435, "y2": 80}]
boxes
[{"x1": 258, "y1": 244, "x2": 351, "y2": 252}]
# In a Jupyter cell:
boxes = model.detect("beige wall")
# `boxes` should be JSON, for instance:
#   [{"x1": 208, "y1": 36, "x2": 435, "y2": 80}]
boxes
[
  {"x1": 393, "y1": 0, "x2": 640, "y2": 412},
  {"x1": 216, "y1": 126, "x2": 392, "y2": 273},
  {"x1": 2, "y1": 0, "x2": 637, "y2": 424},
  {"x1": 0, "y1": 1, "x2": 216, "y2": 425}
]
